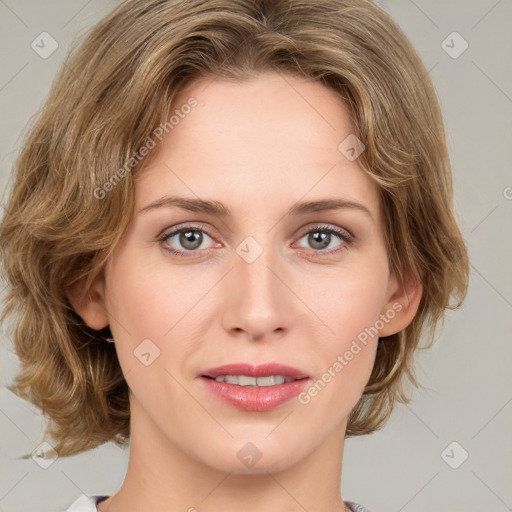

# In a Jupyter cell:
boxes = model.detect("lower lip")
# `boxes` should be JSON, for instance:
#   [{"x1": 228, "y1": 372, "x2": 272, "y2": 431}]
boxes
[{"x1": 201, "y1": 377, "x2": 310, "y2": 411}]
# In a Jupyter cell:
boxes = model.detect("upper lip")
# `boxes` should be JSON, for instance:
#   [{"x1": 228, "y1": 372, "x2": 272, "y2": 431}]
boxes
[{"x1": 201, "y1": 363, "x2": 309, "y2": 380}]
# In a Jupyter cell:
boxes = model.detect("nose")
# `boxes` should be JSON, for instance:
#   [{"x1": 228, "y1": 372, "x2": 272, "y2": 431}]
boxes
[{"x1": 220, "y1": 241, "x2": 296, "y2": 342}]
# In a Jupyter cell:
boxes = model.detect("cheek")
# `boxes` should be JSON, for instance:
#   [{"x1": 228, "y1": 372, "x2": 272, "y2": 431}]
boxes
[
  {"x1": 103, "y1": 259, "x2": 197, "y2": 420},
  {"x1": 104, "y1": 249, "x2": 219, "y2": 393},
  {"x1": 103, "y1": 252, "x2": 182, "y2": 380},
  {"x1": 301, "y1": 265, "x2": 388, "y2": 403},
  {"x1": 105, "y1": 249, "x2": 193, "y2": 338},
  {"x1": 312, "y1": 264, "x2": 389, "y2": 343}
]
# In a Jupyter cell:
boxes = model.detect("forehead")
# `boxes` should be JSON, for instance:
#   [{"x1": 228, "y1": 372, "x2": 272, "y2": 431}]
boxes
[{"x1": 134, "y1": 72, "x2": 381, "y2": 223}]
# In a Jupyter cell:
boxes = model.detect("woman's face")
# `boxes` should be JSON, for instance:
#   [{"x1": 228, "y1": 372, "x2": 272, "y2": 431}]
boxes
[{"x1": 81, "y1": 71, "x2": 419, "y2": 474}]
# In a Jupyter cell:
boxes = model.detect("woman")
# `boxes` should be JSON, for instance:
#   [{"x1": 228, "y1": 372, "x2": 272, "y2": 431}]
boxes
[{"x1": 0, "y1": 0, "x2": 469, "y2": 511}]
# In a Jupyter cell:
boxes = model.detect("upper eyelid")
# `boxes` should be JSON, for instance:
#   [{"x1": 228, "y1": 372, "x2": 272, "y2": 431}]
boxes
[
  {"x1": 297, "y1": 223, "x2": 352, "y2": 237},
  {"x1": 159, "y1": 222, "x2": 215, "y2": 237}
]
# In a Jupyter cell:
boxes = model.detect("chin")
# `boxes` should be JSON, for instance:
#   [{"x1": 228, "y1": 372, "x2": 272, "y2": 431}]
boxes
[{"x1": 197, "y1": 436, "x2": 308, "y2": 475}]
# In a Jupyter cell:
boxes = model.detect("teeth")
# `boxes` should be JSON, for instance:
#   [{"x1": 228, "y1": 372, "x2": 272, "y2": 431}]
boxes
[
  {"x1": 213, "y1": 375, "x2": 294, "y2": 386},
  {"x1": 256, "y1": 376, "x2": 277, "y2": 386}
]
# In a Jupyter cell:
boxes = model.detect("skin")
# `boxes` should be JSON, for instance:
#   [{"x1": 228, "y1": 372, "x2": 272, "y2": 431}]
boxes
[{"x1": 68, "y1": 71, "x2": 422, "y2": 512}]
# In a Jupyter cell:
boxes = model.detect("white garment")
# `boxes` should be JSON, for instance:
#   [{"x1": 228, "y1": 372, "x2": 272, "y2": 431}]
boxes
[
  {"x1": 63, "y1": 494, "x2": 108, "y2": 511},
  {"x1": 346, "y1": 500, "x2": 375, "y2": 512},
  {"x1": 63, "y1": 494, "x2": 374, "y2": 511}
]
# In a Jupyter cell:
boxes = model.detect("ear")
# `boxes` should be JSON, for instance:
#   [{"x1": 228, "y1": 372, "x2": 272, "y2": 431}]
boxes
[
  {"x1": 378, "y1": 269, "x2": 423, "y2": 337},
  {"x1": 65, "y1": 271, "x2": 110, "y2": 330}
]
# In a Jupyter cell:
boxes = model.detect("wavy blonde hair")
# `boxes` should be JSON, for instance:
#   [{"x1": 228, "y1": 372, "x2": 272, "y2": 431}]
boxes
[{"x1": 0, "y1": 0, "x2": 469, "y2": 456}]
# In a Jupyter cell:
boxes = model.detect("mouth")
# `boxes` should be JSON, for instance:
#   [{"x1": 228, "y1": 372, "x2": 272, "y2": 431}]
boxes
[
  {"x1": 204, "y1": 374, "x2": 299, "y2": 386},
  {"x1": 199, "y1": 362, "x2": 310, "y2": 411}
]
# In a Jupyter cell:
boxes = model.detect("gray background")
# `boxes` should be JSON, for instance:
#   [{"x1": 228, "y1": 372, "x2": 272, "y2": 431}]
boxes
[{"x1": 0, "y1": 1, "x2": 511, "y2": 511}]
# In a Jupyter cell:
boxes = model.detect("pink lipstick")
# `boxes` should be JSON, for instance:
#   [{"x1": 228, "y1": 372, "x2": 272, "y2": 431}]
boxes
[{"x1": 200, "y1": 362, "x2": 310, "y2": 412}]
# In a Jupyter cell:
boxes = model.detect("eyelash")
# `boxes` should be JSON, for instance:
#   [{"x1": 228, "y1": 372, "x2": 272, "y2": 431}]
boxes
[{"x1": 157, "y1": 223, "x2": 354, "y2": 258}]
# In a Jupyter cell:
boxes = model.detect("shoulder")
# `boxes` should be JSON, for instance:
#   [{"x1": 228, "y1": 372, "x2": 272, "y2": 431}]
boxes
[
  {"x1": 60, "y1": 494, "x2": 110, "y2": 512},
  {"x1": 345, "y1": 500, "x2": 375, "y2": 512}
]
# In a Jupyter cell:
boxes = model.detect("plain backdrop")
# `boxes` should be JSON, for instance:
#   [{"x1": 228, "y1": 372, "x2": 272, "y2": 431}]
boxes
[{"x1": 0, "y1": 1, "x2": 511, "y2": 511}]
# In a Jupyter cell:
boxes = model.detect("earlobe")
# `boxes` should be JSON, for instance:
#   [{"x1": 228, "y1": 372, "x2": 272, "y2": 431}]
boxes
[
  {"x1": 65, "y1": 272, "x2": 110, "y2": 331},
  {"x1": 378, "y1": 270, "x2": 423, "y2": 338}
]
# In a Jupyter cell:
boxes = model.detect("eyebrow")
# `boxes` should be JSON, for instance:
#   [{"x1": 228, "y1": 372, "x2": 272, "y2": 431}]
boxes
[{"x1": 138, "y1": 195, "x2": 373, "y2": 220}]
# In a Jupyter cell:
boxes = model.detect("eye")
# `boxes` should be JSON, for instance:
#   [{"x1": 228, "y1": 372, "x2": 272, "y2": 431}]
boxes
[
  {"x1": 157, "y1": 223, "x2": 354, "y2": 258},
  {"x1": 157, "y1": 224, "x2": 218, "y2": 257},
  {"x1": 294, "y1": 224, "x2": 353, "y2": 254}
]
